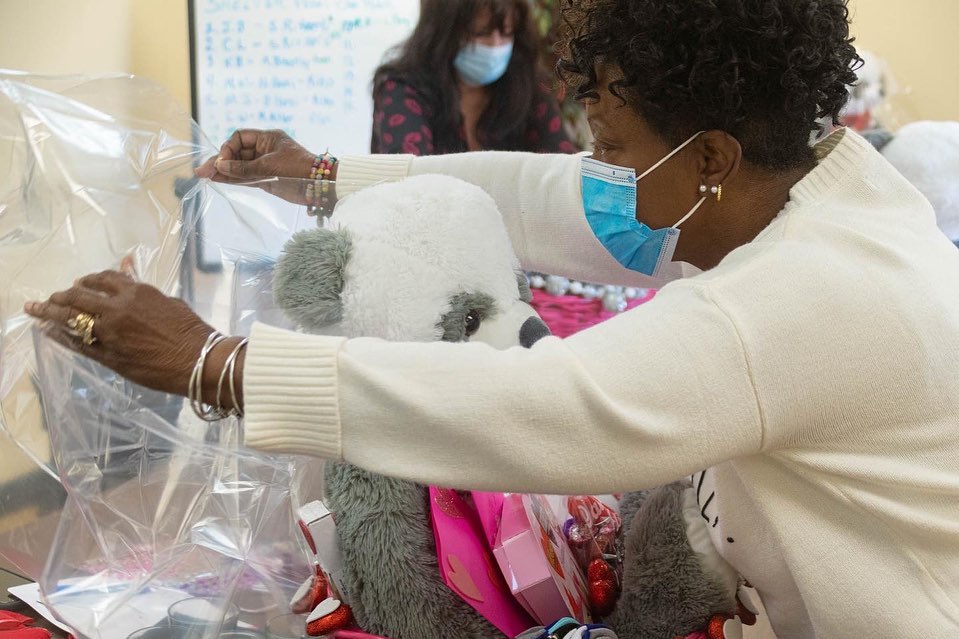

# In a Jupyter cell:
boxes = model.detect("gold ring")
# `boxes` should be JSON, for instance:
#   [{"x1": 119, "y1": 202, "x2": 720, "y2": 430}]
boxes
[{"x1": 67, "y1": 312, "x2": 98, "y2": 346}]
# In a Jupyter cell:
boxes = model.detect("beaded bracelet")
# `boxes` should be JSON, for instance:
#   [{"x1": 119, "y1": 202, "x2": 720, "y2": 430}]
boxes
[
  {"x1": 306, "y1": 150, "x2": 338, "y2": 217},
  {"x1": 309, "y1": 150, "x2": 338, "y2": 181}
]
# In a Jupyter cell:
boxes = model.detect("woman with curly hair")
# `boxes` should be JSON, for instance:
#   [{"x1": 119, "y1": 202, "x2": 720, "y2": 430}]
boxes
[{"x1": 29, "y1": 0, "x2": 959, "y2": 634}]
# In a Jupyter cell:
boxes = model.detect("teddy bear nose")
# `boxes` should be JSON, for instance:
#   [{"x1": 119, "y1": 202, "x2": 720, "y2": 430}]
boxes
[{"x1": 519, "y1": 316, "x2": 551, "y2": 348}]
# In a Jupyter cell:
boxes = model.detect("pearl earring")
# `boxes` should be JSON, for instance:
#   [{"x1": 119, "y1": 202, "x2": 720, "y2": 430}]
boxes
[
  {"x1": 710, "y1": 186, "x2": 719, "y2": 195},
  {"x1": 699, "y1": 185, "x2": 708, "y2": 194}
]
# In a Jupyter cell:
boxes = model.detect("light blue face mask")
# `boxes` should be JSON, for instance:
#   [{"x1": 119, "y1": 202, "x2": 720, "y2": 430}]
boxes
[
  {"x1": 582, "y1": 132, "x2": 705, "y2": 279},
  {"x1": 454, "y1": 41, "x2": 514, "y2": 86}
]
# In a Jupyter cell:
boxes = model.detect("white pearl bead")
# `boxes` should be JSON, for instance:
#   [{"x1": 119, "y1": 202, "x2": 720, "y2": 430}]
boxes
[
  {"x1": 602, "y1": 292, "x2": 628, "y2": 313},
  {"x1": 530, "y1": 274, "x2": 644, "y2": 309},
  {"x1": 545, "y1": 275, "x2": 570, "y2": 296}
]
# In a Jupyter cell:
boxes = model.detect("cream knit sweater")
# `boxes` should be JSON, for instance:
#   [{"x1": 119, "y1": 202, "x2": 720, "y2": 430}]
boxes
[{"x1": 242, "y1": 130, "x2": 959, "y2": 637}]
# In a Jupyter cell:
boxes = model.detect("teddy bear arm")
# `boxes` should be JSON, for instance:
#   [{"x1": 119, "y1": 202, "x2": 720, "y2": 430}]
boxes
[{"x1": 608, "y1": 483, "x2": 737, "y2": 638}]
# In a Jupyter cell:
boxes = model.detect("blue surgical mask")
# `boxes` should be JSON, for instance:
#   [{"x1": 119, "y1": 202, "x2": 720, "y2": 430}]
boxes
[
  {"x1": 581, "y1": 132, "x2": 705, "y2": 280},
  {"x1": 454, "y1": 41, "x2": 513, "y2": 86}
]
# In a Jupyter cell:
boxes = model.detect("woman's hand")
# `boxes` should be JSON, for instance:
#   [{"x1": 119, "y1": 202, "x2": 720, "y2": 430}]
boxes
[
  {"x1": 195, "y1": 129, "x2": 322, "y2": 182},
  {"x1": 24, "y1": 270, "x2": 217, "y2": 399}
]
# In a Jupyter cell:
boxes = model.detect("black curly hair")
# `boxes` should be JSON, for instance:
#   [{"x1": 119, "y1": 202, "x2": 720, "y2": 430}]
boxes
[{"x1": 558, "y1": 0, "x2": 862, "y2": 170}]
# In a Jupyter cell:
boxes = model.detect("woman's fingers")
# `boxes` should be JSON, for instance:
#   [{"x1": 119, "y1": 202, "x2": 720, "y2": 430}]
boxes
[
  {"x1": 24, "y1": 299, "x2": 84, "y2": 326},
  {"x1": 215, "y1": 157, "x2": 267, "y2": 179},
  {"x1": 23, "y1": 287, "x2": 106, "y2": 326},
  {"x1": 194, "y1": 131, "x2": 252, "y2": 178},
  {"x1": 26, "y1": 276, "x2": 216, "y2": 397},
  {"x1": 46, "y1": 322, "x2": 107, "y2": 361},
  {"x1": 224, "y1": 129, "x2": 267, "y2": 158},
  {"x1": 195, "y1": 155, "x2": 219, "y2": 178},
  {"x1": 119, "y1": 255, "x2": 138, "y2": 279},
  {"x1": 48, "y1": 286, "x2": 110, "y2": 314},
  {"x1": 26, "y1": 281, "x2": 117, "y2": 346},
  {"x1": 79, "y1": 269, "x2": 134, "y2": 294},
  {"x1": 220, "y1": 130, "x2": 247, "y2": 159},
  {"x1": 25, "y1": 298, "x2": 105, "y2": 350},
  {"x1": 25, "y1": 270, "x2": 132, "y2": 324},
  {"x1": 195, "y1": 130, "x2": 302, "y2": 181}
]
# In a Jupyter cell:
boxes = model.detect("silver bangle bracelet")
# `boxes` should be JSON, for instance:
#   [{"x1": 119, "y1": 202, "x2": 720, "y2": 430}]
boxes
[
  {"x1": 189, "y1": 331, "x2": 229, "y2": 422},
  {"x1": 187, "y1": 331, "x2": 220, "y2": 412},
  {"x1": 216, "y1": 338, "x2": 249, "y2": 418},
  {"x1": 228, "y1": 339, "x2": 248, "y2": 418}
]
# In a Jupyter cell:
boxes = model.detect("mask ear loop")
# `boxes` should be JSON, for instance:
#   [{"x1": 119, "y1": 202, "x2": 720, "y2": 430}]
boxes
[
  {"x1": 632, "y1": 130, "x2": 707, "y2": 229},
  {"x1": 635, "y1": 131, "x2": 704, "y2": 180},
  {"x1": 672, "y1": 195, "x2": 708, "y2": 229}
]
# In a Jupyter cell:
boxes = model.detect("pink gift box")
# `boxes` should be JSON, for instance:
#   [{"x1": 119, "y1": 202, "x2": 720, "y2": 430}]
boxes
[
  {"x1": 430, "y1": 488, "x2": 535, "y2": 638},
  {"x1": 492, "y1": 494, "x2": 591, "y2": 625}
]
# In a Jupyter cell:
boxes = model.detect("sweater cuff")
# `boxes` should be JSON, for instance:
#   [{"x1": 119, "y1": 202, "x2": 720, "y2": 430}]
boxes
[
  {"x1": 243, "y1": 322, "x2": 347, "y2": 459},
  {"x1": 336, "y1": 154, "x2": 414, "y2": 197}
]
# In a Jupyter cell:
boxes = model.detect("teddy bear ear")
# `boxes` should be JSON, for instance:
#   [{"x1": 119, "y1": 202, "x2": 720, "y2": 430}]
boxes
[{"x1": 273, "y1": 228, "x2": 353, "y2": 331}]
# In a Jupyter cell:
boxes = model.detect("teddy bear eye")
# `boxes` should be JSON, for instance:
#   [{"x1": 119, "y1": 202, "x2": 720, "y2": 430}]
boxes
[{"x1": 465, "y1": 310, "x2": 482, "y2": 337}]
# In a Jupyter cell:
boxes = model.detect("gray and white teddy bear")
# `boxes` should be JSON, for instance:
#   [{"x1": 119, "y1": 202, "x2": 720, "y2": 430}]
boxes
[
  {"x1": 272, "y1": 174, "x2": 754, "y2": 639},
  {"x1": 273, "y1": 174, "x2": 548, "y2": 639}
]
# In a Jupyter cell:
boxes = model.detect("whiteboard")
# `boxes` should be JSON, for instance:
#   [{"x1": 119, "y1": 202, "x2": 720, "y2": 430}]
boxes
[
  {"x1": 188, "y1": 0, "x2": 419, "y2": 271},
  {"x1": 190, "y1": 0, "x2": 420, "y2": 155}
]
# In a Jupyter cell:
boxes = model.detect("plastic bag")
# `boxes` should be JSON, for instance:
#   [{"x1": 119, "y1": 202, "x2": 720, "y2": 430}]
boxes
[
  {"x1": 0, "y1": 72, "x2": 205, "y2": 580},
  {"x1": 33, "y1": 328, "x2": 310, "y2": 637},
  {"x1": 0, "y1": 71, "x2": 342, "y2": 637}
]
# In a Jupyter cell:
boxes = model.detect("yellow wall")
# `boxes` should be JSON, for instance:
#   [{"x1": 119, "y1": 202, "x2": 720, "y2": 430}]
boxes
[
  {"x1": 0, "y1": 0, "x2": 133, "y2": 76},
  {"x1": 0, "y1": 0, "x2": 190, "y2": 110},
  {"x1": 849, "y1": 0, "x2": 959, "y2": 125},
  {"x1": 130, "y1": 1, "x2": 192, "y2": 109},
  {"x1": 0, "y1": 0, "x2": 955, "y2": 124}
]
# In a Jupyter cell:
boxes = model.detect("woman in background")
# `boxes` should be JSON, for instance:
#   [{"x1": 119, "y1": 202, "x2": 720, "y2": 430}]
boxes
[
  {"x1": 370, "y1": 0, "x2": 578, "y2": 155},
  {"x1": 373, "y1": 0, "x2": 638, "y2": 336}
]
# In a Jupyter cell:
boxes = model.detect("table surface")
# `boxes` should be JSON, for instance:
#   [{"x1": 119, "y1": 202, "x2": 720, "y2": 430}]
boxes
[{"x1": 0, "y1": 567, "x2": 70, "y2": 638}]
